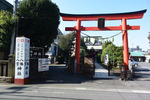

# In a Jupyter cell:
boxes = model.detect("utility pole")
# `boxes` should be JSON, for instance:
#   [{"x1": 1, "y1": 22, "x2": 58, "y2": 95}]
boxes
[
  {"x1": 10, "y1": 0, "x2": 18, "y2": 54},
  {"x1": 148, "y1": 32, "x2": 150, "y2": 50}
]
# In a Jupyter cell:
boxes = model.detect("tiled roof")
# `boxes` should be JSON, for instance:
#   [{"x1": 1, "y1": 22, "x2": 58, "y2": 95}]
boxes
[{"x1": 0, "y1": 0, "x2": 13, "y2": 7}]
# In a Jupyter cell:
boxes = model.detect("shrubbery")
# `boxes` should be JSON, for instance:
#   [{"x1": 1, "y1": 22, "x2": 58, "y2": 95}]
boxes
[{"x1": 101, "y1": 41, "x2": 123, "y2": 67}]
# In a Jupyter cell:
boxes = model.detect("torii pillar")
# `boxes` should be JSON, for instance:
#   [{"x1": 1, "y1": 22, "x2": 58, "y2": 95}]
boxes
[
  {"x1": 60, "y1": 9, "x2": 146, "y2": 73},
  {"x1": 75, "y1": 20, "x2": 81, "y2": 72},
  {"x1": 122, "y1": 18, "x2": 129, "y2": 70}
]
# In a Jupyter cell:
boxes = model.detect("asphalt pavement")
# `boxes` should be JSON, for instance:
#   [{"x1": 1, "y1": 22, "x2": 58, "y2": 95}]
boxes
[
  {"x1": 0, "y1": 63, "x2": 150, "y2": 100},
  {"x1": 135, "y1": 62, "x2": 150, "y2": 81}
]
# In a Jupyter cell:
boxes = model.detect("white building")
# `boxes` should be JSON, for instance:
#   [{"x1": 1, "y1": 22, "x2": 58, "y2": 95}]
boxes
[
  {"x1": 83, "y1": 36, "x2": 103, "y2": 51},
  {"x1": 129, "y1": 46, "x2": 142, "y2": 52},
  {"x1": 144, "y1": 49, "x2": 150, "y2": 63},
  {"x1": 45, "y1": 29, "x2": 63, "y2": 63}
]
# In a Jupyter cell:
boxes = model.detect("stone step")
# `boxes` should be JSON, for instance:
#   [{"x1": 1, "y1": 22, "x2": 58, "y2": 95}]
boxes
[{"x1": 0, "y1": 76, "x2": 12, "y2": 83}]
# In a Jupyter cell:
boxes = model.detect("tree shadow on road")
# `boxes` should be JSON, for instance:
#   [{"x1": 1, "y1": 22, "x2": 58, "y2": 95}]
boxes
[{"x1": 30, "y1": 65, "x2": 94, "y2": 84}]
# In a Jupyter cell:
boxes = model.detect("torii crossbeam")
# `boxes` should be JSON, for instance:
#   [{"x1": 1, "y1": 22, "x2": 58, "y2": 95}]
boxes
[{"x1": 60, "y1": 9, "x2": 146, "y2": 73}]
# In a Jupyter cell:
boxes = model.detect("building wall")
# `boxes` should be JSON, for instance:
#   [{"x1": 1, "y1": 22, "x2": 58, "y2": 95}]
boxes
[
  {"x1": 0, "y1": 0, "x2": 13, "y2": 12},
  {"x1": 129, "y1": 46, "x2": 142, "y2": 52},
  {"x1": 132, "y1": 56, "x2": 145, "y2": 62},
  {"x1": 83, "y1": 36, "x2": 103, "y2": 50},
  {"x1": 145, "y1": 55, "x2": 150, "y2": 63}
]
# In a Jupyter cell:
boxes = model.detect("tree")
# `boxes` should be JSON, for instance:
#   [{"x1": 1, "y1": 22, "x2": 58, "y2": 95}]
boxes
[
  {"x1": 17, "y1": 0, "x2": 60, "y2": 51},
  {"x1": 80, "y1": 37, "x2": 88, "y2": 58},
  {"x1": 101, "y1": 41, "x2": 123, "y2": 67},
  {"x1": 102, "y1": 40, "x2": 112, "y2": 49},
  {"x1": 115, "y1": 46, "x2": 123, "y2": 66},
  {"x1": 0, "y1": 10, "x2": 15, "y2": 52},
  {"x1": 101, "y1": 43, "x2": 116, "y2": 65},
  {"x1": 58, "y1": 32, "x2": 76, "y2": 64}
]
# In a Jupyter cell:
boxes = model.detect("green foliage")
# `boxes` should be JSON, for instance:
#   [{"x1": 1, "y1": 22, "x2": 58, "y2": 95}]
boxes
[
  {"x1": 101, "y1": 43, "x2": 116, "y2": 66},
  {"x1": 80, "y1": 37, "x2": 87, "y2": 51},
  {"x1": 80, "y1": 49, "x2": 87, "y2": 58},
  {"x1": 0, "y1": 10, "x2": 15, "y2": 51},
  {"x1": 17, "y1": 0, "x2": 60, "y2": 50},
  {"x1": 58, "y1": 32, "x2": 76, "y2": 51},
  {"x1": 102, "y1": 40, "x2": 112, "y2": 49},
  {"x1": 58, "y1": 32, "x2": 76, "y2": 64},
  {"x1": 115, "y1": 46, "x2": 123, "y2": 65},
  {"x1": 97, "y1": 53, "x2": 101, "y2": 63},
  {"x1": 80, "y1": 37, "x2": 88, "y2": 57},
  {"x1": 57, "y1": 55, "x2": 64, "y2": 64},
  {"x1": 101, "y1": 41, "x2": 123, "y2": 66}
]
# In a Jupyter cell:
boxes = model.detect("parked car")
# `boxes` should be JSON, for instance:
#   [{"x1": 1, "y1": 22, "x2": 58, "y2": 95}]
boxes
[{"x1": 129, "y1": 58, "x2": 138, "y2": 66}]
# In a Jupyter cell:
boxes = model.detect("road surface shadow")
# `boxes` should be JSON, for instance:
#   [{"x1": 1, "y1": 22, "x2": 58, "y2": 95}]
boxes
[
  {"x1": 47, "y1": 65, "x2": 90, "y2": 84},
  {"x1": 30, "y1": 65, "x2": 94, "y2": 84}
]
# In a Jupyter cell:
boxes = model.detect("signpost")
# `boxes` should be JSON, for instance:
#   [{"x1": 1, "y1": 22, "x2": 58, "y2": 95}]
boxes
[
  {"x1": 98, "y1": 18, "x2": 105, "y2": 28},
  {"x1": 38, "y1": 58, "x2": 50, "y2": 72},
  {"x1": 15, "y1": 37, "x2": 30, "y2": 84}
]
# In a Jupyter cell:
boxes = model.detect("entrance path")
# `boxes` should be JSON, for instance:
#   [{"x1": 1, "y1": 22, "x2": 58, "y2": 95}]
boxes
[{"x1": 94, "y1": 60, "x2": 119, "y2": 79}]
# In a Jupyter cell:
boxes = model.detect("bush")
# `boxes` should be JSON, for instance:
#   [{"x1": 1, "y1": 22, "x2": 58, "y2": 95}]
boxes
[
  {"x1": 57, "y1": 56, "x2": 64, "y2": 64},
  {"x1": 101, "y1": 42, "x2": 123, "y2": 67}
]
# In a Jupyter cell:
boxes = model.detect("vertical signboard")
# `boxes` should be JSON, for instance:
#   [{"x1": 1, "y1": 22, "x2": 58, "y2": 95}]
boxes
[{"x1": 15, "y1": 37, "x2": 30, "y2": 84}]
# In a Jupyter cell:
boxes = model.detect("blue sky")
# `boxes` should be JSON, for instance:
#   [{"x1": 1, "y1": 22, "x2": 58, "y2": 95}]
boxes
[{"x1": 7, "y1": 0, "x2": 150, "y2": 51}]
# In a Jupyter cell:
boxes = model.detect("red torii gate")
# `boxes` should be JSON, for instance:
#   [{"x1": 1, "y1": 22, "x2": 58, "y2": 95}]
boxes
[{"x1": 60, "y1": 9, "x2": 146, "y2": 73}]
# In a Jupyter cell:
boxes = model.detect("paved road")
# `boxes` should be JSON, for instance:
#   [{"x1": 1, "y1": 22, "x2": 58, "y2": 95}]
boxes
[
  {"x1": 0, "y1": 64, "x2": 150, "y2": 100},
  {"x1": 135, "y1": 62, "x2": 150, "y2": 81},
  {"x1": 0, "y1": 82, "x2": 150, "y2": 100}
]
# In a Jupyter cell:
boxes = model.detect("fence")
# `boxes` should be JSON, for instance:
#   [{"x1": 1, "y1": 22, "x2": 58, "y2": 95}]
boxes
[
  {"x1": 0, "y1": 47, "x2": 47, "y2": 83},
  {"x1": 0, "y1": 55, "x2": 15, "y2": 83},
  {"x1": 30, "y1": 47, "x2": 49, "y2": 80},
  {"x1": 0, "y1": 60, "x2": 8, "y2": 76},
  {"x1": 80, "y1": 57, "x2": 95, "y2": 78}
]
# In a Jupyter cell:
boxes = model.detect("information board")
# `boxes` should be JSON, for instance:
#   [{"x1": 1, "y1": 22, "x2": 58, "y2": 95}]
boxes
[{"x1": 38, "y1": 58, "x2": 50, "y2": 72}]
